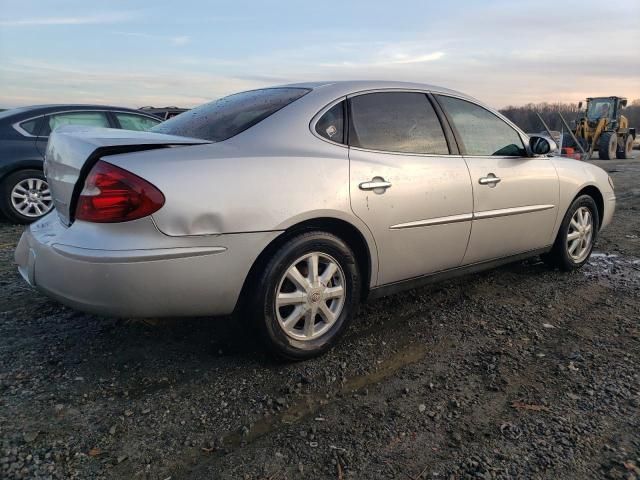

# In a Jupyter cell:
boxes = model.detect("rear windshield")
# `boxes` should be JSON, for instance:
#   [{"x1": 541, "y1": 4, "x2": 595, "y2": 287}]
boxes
[{"x1": 151, "y1": 87, "x2": 310, "y2": 141}]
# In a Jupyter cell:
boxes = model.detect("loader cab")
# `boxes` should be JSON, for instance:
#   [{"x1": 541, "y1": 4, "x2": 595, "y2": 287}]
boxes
[{"x1": 584, "y1": 96, "x2": 626, "y2": 124}]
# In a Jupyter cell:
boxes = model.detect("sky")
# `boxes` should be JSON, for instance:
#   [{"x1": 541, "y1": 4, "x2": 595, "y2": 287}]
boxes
[{"x1": 0, "y1": 0, "x2": 638, "y2": 110}]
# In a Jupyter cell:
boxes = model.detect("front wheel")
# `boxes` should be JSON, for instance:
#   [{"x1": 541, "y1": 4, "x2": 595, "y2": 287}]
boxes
[
  {"x1": 0, "y1": 169, "x2": 53, "y2": 224},
  {"x1": 598, "y1": 132, "x2": 617, "y2": 160},
  {"x1": 542, "y1": 195, "x2": 599, "y2": 271},
  {"x1": 253, "y1": 231, "x2": 361, "y2": 360}
]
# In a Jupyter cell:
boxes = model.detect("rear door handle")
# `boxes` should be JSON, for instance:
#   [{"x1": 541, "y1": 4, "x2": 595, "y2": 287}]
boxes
[
  {"x1": 359, "y1": 178, "x2": 392, "y2": 192},
  {"x1": 478, "y1": 174, "x2": 501, "y2": 186}
]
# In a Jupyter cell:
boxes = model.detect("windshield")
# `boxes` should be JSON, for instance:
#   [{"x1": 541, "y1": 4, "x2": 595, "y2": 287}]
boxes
[
  {"x1": 151, "y1": 87, "x2": 310, "y2": 141},
  {"x1": 586, "y1": 99, "x2": 614, "y2": 121}
]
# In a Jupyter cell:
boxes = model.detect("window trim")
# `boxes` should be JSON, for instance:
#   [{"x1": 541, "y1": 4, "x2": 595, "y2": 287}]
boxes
[
  {"x1": 309, "y1": 96, "x2": 348, "y2": 148},
  {"x1": 432, "y1": 93, "x2": 531, "y2": 158},
  {"x1": 12, "y1": 117, "x2": 44, "y2": 137},
  {"x1": 12, "y1": 109, "x2": 161, "y2": 139},
  {"x1": 310, "y1": 88, "x2": 460, "y2": 157},
  {"x1": 309, "y1": 88, "x2": 532, "y2": 158}
]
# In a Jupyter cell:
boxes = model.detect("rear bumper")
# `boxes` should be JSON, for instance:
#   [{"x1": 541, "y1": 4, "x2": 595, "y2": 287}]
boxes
[{"x1": 15, "y1": 214, "x2": 279, "y2": 318}]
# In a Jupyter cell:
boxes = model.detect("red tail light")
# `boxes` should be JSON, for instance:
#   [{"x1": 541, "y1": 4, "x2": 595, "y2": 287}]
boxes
[{"x1": 75, "y1": 160, "x2": 165, "y2": 223}]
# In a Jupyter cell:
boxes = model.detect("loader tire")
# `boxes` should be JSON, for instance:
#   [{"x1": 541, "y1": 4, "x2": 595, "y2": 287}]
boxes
[
  {"x1": 598, "y1": 131, "x2": 617, "y2": 160},
  {"x1": 616, "y1": 134, "x2": 633, "y2": 159}
]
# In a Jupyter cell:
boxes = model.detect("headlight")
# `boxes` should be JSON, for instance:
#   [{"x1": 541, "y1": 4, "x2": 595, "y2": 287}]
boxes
[{"x1": 608, "y1": 175, "x2": 615, "y2": 190}]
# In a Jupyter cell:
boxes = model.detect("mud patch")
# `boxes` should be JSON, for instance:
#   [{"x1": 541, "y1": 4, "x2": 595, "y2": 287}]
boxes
[{"x1": 583, "y1": 252, "x2": 640, "y2": 288}]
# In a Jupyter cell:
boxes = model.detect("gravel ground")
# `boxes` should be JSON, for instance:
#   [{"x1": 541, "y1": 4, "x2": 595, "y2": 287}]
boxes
[{"x1": 1, "y1": 156, "x2": 639, "y2": 480}]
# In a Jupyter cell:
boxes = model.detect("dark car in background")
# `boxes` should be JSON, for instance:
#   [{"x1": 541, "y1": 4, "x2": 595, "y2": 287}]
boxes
[
  {"x1": 139, "y1": 106, "x2": 188, "y2": 120},
  {"x1": 0, "y1": 105, "x2": 161, "y2": 223}
]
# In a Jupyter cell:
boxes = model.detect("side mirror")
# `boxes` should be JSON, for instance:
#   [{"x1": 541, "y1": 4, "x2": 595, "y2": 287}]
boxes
[
  {"x1": 578, "y1": 101, "x2": 583, "y2": 110},
  {"x1": 529, "y1": 135, "x2": 557, "y2": 155},
  {"x1": 620, "y1": 99, "x2": 628, "y2": 108}
]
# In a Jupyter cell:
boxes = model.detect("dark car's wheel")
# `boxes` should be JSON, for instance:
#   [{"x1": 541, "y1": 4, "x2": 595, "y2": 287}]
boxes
[
  {"x1": 0, "y1": 169, "x2": 53, "y2": 224},
  {"x1": 542, "y1": 195, "x2": 599, "y2": 271},
  {"x1": 253, "y1": 231, "x2": 361, "y2": 360}
]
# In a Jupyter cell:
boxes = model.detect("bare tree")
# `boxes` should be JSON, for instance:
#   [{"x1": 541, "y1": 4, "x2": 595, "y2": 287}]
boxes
[{"x1": 500, "y1": 101, "x2": 640, "y2": 134}]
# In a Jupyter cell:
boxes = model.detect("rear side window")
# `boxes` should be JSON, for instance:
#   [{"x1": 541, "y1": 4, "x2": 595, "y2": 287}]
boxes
[
  {"x1": 435, "y1": 95, "x2": 525, "y2": 156},
  {"x1": 348, "y1": 92, "x2": 449, "y2": 155},
  {"x1": 315, "y1": 101, "x2": 345, "y2": 144},
  {"x1": 19, "y1": 118, "x2": 40, "y2": 135},
  {"x1": 152, "y1": 88, "x2": 310, "y2": 141},
  {"x1": 115, "y1": 113, "x2": 160, "y2": 131},
  {"x1": 41, "y1": 111, "x2": 110, "y2": 136}
]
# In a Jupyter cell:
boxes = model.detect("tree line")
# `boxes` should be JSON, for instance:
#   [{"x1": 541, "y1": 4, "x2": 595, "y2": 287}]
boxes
[{"x1": 499, "y1": 100, "x2": 640, "y2": 134}]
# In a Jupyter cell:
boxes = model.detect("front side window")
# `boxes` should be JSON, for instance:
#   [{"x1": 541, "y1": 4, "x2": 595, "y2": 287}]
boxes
[
  {"x1": 152, "y1": 87, "x2": 310, "y2": 142},
  {"x1": 41, "y1": 111, "x2": 110, "y2": 136},
  {"x1": 315, "y1": 101, "x2": 345, "y2": 144},
  {"x1": 348, "y1": 92, "x2": 449, "y2": 155},
  {"x1": 435, "y1": 95, "x2": 525, "y2": 156},
  {"x1": 115, "y1": 113, "x2": 161, "y2": 131}
]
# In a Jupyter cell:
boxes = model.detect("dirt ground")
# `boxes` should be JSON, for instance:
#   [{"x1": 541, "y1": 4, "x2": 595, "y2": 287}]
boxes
[{"x1": 0, "y1": 156, "x2": 638, "y2": 480}]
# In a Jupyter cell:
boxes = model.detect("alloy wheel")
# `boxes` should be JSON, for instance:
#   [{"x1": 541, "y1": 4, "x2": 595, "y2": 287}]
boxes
[
  {"x1": 567, "y1": 206, "x2": 593, "y2": 263},
  {"x1": 275, "y1": 252, "x2": 346, "y2": 341},
  {"x1": 10, "y1": 178, "x2": 53, "y2": 218}
]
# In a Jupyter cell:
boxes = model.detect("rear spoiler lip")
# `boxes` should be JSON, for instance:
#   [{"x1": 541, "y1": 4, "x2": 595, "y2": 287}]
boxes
[{"x1": 49, "y1": 125, "x2": 211, "y2": 148}]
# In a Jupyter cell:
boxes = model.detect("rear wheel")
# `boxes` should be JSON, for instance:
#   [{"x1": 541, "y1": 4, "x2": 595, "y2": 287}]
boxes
[
  {"x1": 0, "y1": 169, "x2": 53, "y2": 224},
  {"x1": 252, "y1": 231, "x2": 361, "y2": 360},
  {"x1": 616, "y1": 134, "x2": 633, "y2": 159},
  {"x1": 542, "y1": 195, "x2": 599, "y2": 271},
  {"x1": 598, "y1": 131, "x2": 617, "y2": 160}
]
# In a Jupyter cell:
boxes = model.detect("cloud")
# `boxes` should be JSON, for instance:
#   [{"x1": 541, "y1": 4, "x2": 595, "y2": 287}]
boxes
[
  {"x1": 0, "y1": 59, "x2": 262, "y2": 108},
  {"x1": 171, "y1": 36, "x2": 190, "y2": 46},
  {"x1": 0, "y1": 13, "x2": 134, "y2": 27},
  {"x1": 319, "y1": 49, "x2": 445, "y2": 68},
  {"x1": 387, "y1": 52, "x2": 445, "y2": 64},
  {"x1": 1, "y1": 0, "x2": 638, "y2": 109},
  {"x1": 111, "y1": 31, "x2": 190, "y2": 47}
]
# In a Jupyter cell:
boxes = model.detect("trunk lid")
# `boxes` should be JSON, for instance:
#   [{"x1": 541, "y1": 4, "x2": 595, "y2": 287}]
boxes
[{"x1": 44, "y1": 126, "x2": 209, "y2": 225}]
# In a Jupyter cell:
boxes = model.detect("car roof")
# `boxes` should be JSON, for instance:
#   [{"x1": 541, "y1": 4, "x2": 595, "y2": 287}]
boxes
[{"x1": 280, "y1": 80, "x2": 473, "y2": 99}]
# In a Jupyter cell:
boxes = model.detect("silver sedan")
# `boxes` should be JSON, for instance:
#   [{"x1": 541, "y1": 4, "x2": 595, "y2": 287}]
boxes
[{"x1": 15, "y1": 81, "x2": 616, "y2": 359}]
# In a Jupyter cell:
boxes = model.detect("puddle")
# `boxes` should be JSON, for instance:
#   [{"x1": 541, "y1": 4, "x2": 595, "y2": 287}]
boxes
[{"x1": 583, "y1": 252, "x2": 640, "y2": 287}]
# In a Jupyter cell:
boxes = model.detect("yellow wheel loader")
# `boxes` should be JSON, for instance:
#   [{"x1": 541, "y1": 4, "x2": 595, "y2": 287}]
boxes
[{"x1": 562, "y1": 96, "x2": 636, "y2": 160}]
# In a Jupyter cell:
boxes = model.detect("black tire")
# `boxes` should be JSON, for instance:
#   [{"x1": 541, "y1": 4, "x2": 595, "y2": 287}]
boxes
[
  {"x1": 0, "y1": 169, "x2": 52, "y2": 224},
  {"x1": 542, "y1": 195, "x2": 599, "y2": 271},
  {"x1": 252, "y1": 231, "x2": 361, "y2": 360},
  {"x1": 598, "y1": 131, "x2": 618, "y2": 160},
  {"x1": 616, "y1": 134, "x2": 633, "y2": 159}
]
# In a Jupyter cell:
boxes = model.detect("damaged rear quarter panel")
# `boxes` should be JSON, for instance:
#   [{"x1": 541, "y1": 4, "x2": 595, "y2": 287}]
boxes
[{"x1": 104, "y1": 140, "x2": 352, "y2": 237}]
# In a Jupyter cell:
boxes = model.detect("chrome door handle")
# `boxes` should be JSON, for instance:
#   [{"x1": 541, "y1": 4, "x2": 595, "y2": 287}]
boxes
[
  {"x1": 479, "y1": 174, "x2": 501, "y2": 186},
  {"x1": 359, "y1": 179, "x2": 392, "y2": 191}
]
